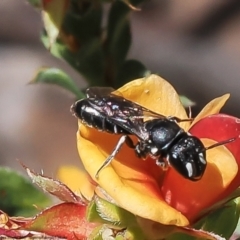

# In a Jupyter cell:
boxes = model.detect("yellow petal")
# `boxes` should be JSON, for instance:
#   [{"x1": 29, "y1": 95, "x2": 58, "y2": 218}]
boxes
[
  {"x1": 57, "y1": 165, "x2": 95, "y2": 200},
  {"x1": 203, "y1": 138, "x2": 237, "y2": 187},
  {"x1": 77, "y1": 126, "x2": 189, "y2": 226},
  {"x1": 191, "y1": 94, "x2": 230, "y2": 127},
  {"x1": 115, "y1": 74, "x2": 190, "y2": 130}
]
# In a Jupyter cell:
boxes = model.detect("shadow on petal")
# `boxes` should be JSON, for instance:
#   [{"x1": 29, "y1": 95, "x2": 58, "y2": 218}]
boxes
[
  {"x1": 190, "y1": 114, "x2": 240, "y2": 197},
  {"x1": 161, "y1": 139, "x2": 237, "y2": 222}
]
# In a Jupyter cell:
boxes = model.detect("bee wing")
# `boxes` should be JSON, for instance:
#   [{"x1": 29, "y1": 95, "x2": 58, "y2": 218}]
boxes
[
  {"x1": 87, "y1": 87, "x2": 167, "y2": 118},
  {"x1": 107, "y1": 112, "x2": 150, "y2": 141},
  {"x1": 86, "y1": 87, "x2": 115, "y2": 98},
  {"x1": 85, "y1": 87, "x2": 168, "y2": 140},
  {"x1": 134, "y1": 105, "x2": 166, "y2": 120}
]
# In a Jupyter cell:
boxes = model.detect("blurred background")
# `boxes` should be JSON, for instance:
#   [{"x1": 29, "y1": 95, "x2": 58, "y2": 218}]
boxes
[{"x1": 1, "y1": 0, "x2": 240, "y2": 175}]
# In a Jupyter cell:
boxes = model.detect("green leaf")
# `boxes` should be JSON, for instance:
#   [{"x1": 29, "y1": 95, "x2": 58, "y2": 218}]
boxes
[
  {"x1": 95, "y1": 196, "x2": 136, "y2": 227},
  {"x1": 24, "y1": 165, "x2": 86, "y2": 204},
  {"x1": 234, "y1": 213, "x2": 240, "y2": 236},
  {"x1": 87, "y1": 198, "x2": 146, "y2": 240},
  {"x1": 0, "y1": 167, "x2": 51, "y2": 217},
  {"x1": 116, "y1": 59, "x2": 150, "y2": 87},
  {"x1": 87, "y1": 196, "x2": 136, "y2": 228},
  {"x1": 63, "y1": 2, "x2": 103, "y2": 44},
  {"x1": 87, "y1": 198, "x2": 108, "y2": 225},
  {"x1": 72, "y1": 39, "x2": 105, "y2": 86},
  {"x1": 179, "y1": 95, "x2": 196, "y2": 108},
  {"x1": 137, "y1": 217, "x2": 175, "y2": 240},
  {"x1": 95, "y1": 197, "x2": 123, "y2": 226},
  {"x1": 41, "y1": 31, "x2": 63, "y2": 58},
  {"x1": 30, "y1": 67, "x2": 84, "y2": 99},
  {"x1": 199, "y1": 187, "x2": 240, "y2": 219},
  {"x1": 195, "y1": 198, "x2": 240, "y2": 239},
  {"x1": 167, "y1": 199, "x2": 240, "y2": 240},
  {"x1": 88, "y1": 225, "x2": 105, "y2": 240},
  {"x1": 167, "y1": 227, "x2": 226, "y2": 240},
  {"x1": 105, "y1": 0, "x2": 146, "y2": 86},
  {"x1": 42, "y1": 0, "x2": 68, "y2": 47},
  {"x1": 41, "y1": 33, "x2": 105, "y2": 85},
  {"x1": 121, "y1": 226, "x2": 145, "y2": 240},
  {"x1": 105, "y1": 1, "x2": 131, "y2": 77},
  {"x1": 90, "y1": 225, "x2": 119, "y2": 240},
  {"x1": 166, "y1": 232, "x2": 196, "y2": 240}
]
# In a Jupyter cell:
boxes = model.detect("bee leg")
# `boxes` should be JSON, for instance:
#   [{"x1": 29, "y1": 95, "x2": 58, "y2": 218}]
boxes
[
  {"x1": 156, "y1": 157, "x2": 169, "y2": 171},
  {"x1": 95, "y1": 135, "x2": 127, "y2": 179},
  {"x1": 134, "y1": 143, "x2": 147, "y2": 159}
]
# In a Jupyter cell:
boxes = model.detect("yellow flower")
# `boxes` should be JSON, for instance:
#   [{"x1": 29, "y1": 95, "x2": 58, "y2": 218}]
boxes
[{"x1": 68, "y1": 75, "x2": 240, "y2": 227}]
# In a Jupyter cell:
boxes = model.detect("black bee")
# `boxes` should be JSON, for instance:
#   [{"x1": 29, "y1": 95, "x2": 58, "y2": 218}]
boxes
[{"x1": 71, "y1": 87, "x2": 234, "y2": 181}]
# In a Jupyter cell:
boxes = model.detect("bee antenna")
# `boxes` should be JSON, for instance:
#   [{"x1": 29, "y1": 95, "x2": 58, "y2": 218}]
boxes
[{"x1": 204, "y1": 137, "x2": 236, "y2": 152}]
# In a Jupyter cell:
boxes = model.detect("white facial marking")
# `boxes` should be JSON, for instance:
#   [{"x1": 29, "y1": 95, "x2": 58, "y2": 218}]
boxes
[
  {"x1": 151, "y1": 147, "x2": 158, "y2": 155},
  {"x1": 186, "y1": 162, "x2": 193, "y2": 177},
  {"x1": 198, "y1": 153, "x2": 207, "y2": 164}
]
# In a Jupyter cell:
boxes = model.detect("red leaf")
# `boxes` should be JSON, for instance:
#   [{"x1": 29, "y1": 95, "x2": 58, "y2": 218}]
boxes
[
  {"x1": 42, "y1": 0, "x2": 50, "y2": 5},
  {"x1": 177, "y1": 226, "x2": 225, "y2": 240},
  {"x1": 42, "y1": 0, "x2": 61, "y2": 8},
  {"x1": 0, "y1": 210, "x2": 51, "y2": 239},
  {"x1": 23, "y1": 202, "x2": 98, "y2": 239},
  {"x1": 190, "y1": 114, "x2": 240, "y2": 196},
  {"x1": 0, "y1": 228, "x2": 53, "y2": 239},
  {"x1": 0, "y1": 228, "x2": 28, "y2": 238},
  {"x1": 0, "y1": 210, "x2": 27, "y2": 229},
  {"x1": 24, "y1": 165, "x2": 85, "y2": 204}
]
